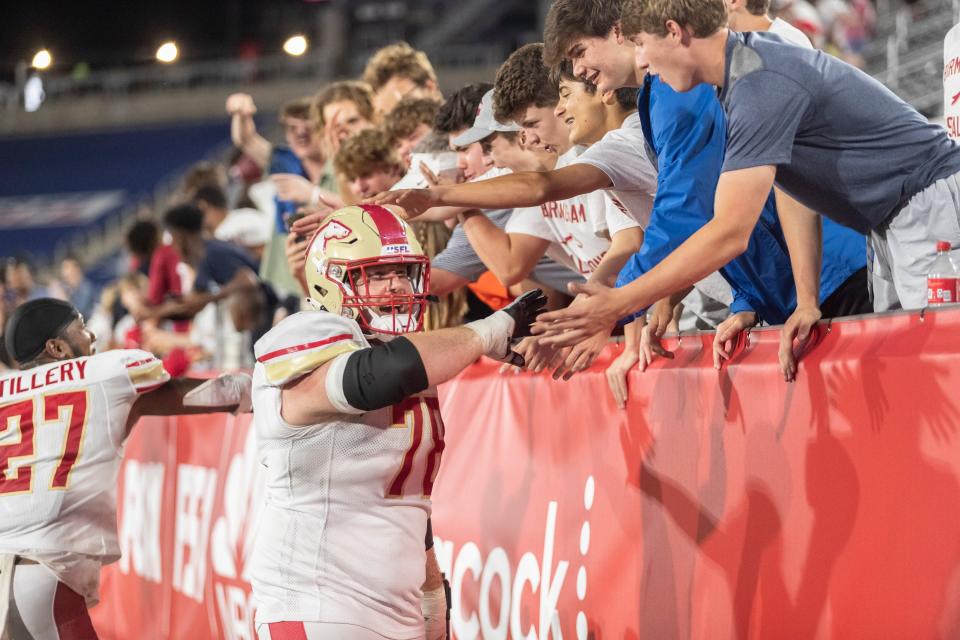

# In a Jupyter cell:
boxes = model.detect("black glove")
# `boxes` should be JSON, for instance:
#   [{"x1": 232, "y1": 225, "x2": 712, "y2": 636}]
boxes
[{"x1": 501, "y1": 289, "x2": 548, "y2": 341}]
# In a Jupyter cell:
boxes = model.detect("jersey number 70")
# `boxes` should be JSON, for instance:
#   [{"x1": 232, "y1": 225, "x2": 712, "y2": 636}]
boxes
[
  {"x1": 0, "y1": 391, "x2": 89, "y2": 496},
  {"x1": 387, "y1": 396, "x2": 445, "y2": 499}
]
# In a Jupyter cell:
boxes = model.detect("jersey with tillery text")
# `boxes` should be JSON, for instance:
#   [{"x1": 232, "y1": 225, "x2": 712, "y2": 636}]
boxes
[{"x1": 0, "y1": 349, "x2": 169, "y2": 602}]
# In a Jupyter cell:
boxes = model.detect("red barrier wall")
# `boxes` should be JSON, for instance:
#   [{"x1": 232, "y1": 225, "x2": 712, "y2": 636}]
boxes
[{"x1": 90, "y1": 308, "x2": 960, "y2": 639}]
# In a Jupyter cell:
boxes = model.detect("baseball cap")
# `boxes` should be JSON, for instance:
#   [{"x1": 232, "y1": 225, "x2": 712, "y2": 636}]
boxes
[{"x1": 451, "y1": 90, "x2": 521, "y2": 148}]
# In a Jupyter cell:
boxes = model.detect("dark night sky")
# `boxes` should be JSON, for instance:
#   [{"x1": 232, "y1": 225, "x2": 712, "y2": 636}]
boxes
[{"x1": 1, "y1": 1, "x2": 272, "y2": 74}]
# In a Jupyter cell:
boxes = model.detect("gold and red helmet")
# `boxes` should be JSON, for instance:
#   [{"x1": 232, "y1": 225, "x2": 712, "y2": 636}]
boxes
[{"x1": 303, "y1": 204, "x2": 430, "y2": 335}]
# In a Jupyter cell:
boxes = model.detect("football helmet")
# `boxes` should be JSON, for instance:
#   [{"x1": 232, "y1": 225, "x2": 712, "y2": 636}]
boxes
[{"x1": 303, "y1": 204, "x2": 430, "y2": 336}]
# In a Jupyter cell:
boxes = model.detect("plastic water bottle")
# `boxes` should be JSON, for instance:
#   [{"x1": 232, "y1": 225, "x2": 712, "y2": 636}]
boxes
[{"x1": 927, "y1": 241, "x2": 959, "y2": 306}]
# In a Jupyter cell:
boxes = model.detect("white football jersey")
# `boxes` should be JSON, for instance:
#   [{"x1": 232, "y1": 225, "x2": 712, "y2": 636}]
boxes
[
  {"x1": 251, "y1": 311, "x2": 444, "y2": 639},
  {"x1": 0, "y1": 349, "x2": 170, "y2": 603}
]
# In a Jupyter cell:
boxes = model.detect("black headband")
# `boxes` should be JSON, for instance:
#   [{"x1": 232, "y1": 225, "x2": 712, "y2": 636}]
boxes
[{"x1": 4, "y1": 298, "x2": 80, "y2": 364}]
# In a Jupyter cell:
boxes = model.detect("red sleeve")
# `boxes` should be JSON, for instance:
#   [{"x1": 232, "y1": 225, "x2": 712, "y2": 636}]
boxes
[{"x1": 147, "y1": 245, "x2": 182, "y2": 306}]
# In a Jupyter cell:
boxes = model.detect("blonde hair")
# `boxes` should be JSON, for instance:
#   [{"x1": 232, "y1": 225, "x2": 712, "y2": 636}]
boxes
[
  {"x1": 362, "y1": 42, "x2": 438, "y2": 91},
  {"x1": 311, "y1": 81, "x2": 376, "y2": 131},
  {"x1": 333, "y1": 129, "x2": 404, "y2": 180}
]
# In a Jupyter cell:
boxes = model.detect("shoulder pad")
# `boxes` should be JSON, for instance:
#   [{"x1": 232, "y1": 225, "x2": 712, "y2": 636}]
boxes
[
  {"x1": 96, "y1": 349, "x2": 171, "y2": 394},
  {"x1": 254, "y1": 312, "x2": 367, "y2": 386}
]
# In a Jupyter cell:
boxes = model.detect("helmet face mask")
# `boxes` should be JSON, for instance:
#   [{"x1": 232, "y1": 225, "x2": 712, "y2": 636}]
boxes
[{"x1": 304, "y1": 205, "x2": 431, "y2": 337}]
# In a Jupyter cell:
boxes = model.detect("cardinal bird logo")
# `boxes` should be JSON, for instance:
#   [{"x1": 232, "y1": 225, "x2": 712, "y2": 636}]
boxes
[{"x1": 952, "y1": 91, "x2": 960, "y2": 106}]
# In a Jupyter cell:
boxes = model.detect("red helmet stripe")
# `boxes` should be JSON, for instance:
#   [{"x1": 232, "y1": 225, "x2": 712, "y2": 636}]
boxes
[{"x1": 359, "y1": 204, "x2": 408, "y2": 245}]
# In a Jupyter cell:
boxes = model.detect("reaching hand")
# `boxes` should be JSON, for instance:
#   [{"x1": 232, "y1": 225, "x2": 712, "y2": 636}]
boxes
[
  {"x1": 713, "y1": 311, "x2": 757, "y2": 370},
  {"x1": 779, "y1": 305, "x2": 822, "y2": 382},
  {"x1": 606, "y1": 342, "x2": 639, "y2": 410},
  {"x1": 271, "y1": 174, "x2": 316, "y2": 205},
  {"x1": 366, "y1": 188, "x2": 439, "y2": 218},
  {"x1": 471, "y1": 290, "x2": 549, "y2": 368},
  {"x1": 531, "y1": 281, "x2": 628, "y2": 348},
  {"x1": 225, "y1": 93, "x2": 256, "y2": 116},
  {"x1": 419, "y1": 161, "x2": 459, "y2": 188},
  {"x1": 638, "y1": 322, "x2": 675, "y2": 372},
  {"x1": 499, "y1": 336, "x2": 564, "y2": 375},
  {"x1": 183, "y1": 372, "x2": 253, "y2": 415},
  {"x1": 551, "y1": 327, "x2": 612, "y2": 381},
  {"x1": 501, "y1": 289, "x2": 549, "y2": 342},
  {"x1": 646, "y1": 297, "x2": 677, "y2": 339},
  {"x1": 285, "y1": 232, "x2": 309, "y2": 284}
]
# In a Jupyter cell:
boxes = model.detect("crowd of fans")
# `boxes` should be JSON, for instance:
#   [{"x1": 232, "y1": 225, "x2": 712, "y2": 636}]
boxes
[
  {"x1": 772, "y1": 0, "x2": 877, "y2": 67},
  {"x1": 0, "y1": 0, "x2": 897, "y2": 401}
]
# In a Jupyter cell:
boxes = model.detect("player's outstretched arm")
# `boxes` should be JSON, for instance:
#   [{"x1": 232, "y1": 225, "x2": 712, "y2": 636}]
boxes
[
  {"x1": 126, "y1": 373, "x2": 251, "y2": 433},
  {"x1": 280, "y1": 290, "x2": 548, "y2": 426}
]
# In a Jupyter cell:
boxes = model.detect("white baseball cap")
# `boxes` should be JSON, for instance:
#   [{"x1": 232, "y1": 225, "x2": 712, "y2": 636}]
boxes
[{"x1": 451, "y1": 89, "x2": 522, "y2": 148}]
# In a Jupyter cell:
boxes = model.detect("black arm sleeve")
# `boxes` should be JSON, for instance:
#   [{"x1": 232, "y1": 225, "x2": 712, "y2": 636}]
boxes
[
  {"x1": 342, "y1": 336, "x2": 429, "y2": 411},
  {"x1": 425, "y1": 517, "x2": 433, "y2": 550}
]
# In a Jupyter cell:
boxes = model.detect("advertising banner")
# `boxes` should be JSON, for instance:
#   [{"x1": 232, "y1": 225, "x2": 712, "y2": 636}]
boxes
[{"x1": 91, "y1": 309, "x2": 960, "y2": 639}]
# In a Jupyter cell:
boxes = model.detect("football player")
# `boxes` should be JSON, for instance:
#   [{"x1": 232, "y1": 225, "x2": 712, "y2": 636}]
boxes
[
  {"x1": 250, "y1": 204, "x2": 545, "y2": 640},
  {"x1": 0, "y1": 298, "x2": 251, "y2": 639}
]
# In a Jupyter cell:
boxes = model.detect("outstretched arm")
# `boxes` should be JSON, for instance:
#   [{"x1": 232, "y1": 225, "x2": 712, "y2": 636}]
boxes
[
  {"x1": 226, "y1": 93, "x2": 273, "y2": 170},
  {"x1": 126, "y1": 373, "x2": 251, "y2": 435},
  {"x1": 532, "y1": 166, "x2": 774, "y2": 346},
  {"x1": 370, "y1": 164, "x2": 612, "y2": 218},
  {"x1": 280, "y1": 291, "x2": 548, "y2": 425},
  {"x1": 459, "y1": 211, "x2": 551, "y2": 286}
]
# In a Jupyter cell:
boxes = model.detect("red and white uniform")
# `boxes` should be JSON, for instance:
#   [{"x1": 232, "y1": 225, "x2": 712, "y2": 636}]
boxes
[
  {"x1": 0, "y1": 350, "x2": 169, "y2": 637},
  {"x1": 251, "y1": 312, "x2": 444, "y2": 640}
]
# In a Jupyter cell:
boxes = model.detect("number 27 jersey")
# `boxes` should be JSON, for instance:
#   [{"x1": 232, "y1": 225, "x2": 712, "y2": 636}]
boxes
[{"x1": 0, "y1": 349, "x2": 169, "y2": 601}]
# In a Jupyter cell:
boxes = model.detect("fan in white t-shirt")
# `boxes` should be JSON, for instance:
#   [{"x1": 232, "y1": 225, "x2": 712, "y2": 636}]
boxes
[
  {"x1": 727, "y1": 0, "x2": 814, "y2": 49},
  {"x1": 504, "y1": 145, "x2": 637, "y2": 277}
]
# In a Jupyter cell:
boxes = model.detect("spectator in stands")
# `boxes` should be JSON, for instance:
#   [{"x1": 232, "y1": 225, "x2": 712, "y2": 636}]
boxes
[
  {"x1": 193, "y1": 184, "x2": 270, "y2": 261},
  {"x1": 226, "y1": 95, "x2": 328, "y2": 187},
  {"x1": 227, "y1": 94, "x2": 339, "y2": 302},
  {"x1": 129, "y1": 205, "x2": 258, "y2": 323},
  {"x1": 177, "y1": 162, "x2": 229, "y2": 201},
  {"x1": 334, "y1": 129, "x2": 407, "y2": 202},
  {"x1": 125, "y1": 219, "x2": 160, "y2": 277},
  {"x1": 313, "y1": 81, "x2": 379, "y2": 155},
  {"x1": 726, "y1": 0, "x2": 813, "y2": 45},
  {"x1": 483, "y1": 128, "x2": 557, "y2": 173},
  {"x1": 4, "y1": 257, "x2": 47, "y2": 308},
  {"x1": 382, "y1": 97, "x2": 442, "y2": 168},
  {"x1": 362, "y1": 42, "x2": 443, "y2": 116},
  {"x1": 286, "y1": 80, "x2": 380, "y2": 207},
  {"x1": 56, "y1": 256, "x2": 97, "y2": 320},
  {"x1": 536, "y1": 0, "x2": 959, "y2": 381},
  {"x1": 375, "y1": 47, "x2": 656, "y2": 375}
]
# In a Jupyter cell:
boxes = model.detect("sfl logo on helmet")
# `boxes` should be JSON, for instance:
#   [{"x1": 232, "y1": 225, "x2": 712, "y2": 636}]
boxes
[{"x1": 381, "y1": 244, "x2": 412, "y2": 255}]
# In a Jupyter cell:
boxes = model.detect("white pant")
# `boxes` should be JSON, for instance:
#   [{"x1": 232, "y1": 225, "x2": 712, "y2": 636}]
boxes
[
  {"x1": 1, "y1": 559, "x2": 97, "y2": 640},
  {"x1": 869, "y1": 170, "x2": 960, "y2": 311},
  {"x1": 256, "y1": 621, "x2": 394, "y2": 640}
]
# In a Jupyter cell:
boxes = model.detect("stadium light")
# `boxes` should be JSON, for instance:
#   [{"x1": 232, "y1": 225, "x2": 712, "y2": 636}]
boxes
[
  {"x1": 283, "y1": 35, "x2": 308, "y2": 57},
  {"x1": 156, "y1": 41, "x2": 179, "y2": 64},
  {"x1": 31, "y1": 49, "x2": 52, "y2": 70}
]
